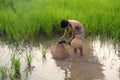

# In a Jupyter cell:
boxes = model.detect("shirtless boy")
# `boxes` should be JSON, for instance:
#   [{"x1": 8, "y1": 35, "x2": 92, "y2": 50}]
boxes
[{"x1": 60, "y1": 20, "x2": 84, "y2": 56}]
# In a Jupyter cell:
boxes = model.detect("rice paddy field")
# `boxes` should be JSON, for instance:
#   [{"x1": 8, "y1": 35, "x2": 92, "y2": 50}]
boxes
[
  {"x1": 0, "y1": 0, "x2": 120, "y2": 42},
  {"x1": 0, "y1": 0, "x2": 120, "y2": 80}
]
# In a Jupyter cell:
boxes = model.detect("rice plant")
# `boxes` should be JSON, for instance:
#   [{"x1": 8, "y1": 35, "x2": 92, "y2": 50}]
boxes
[
  {"x1": 9, "y1": 70, "x2": 14, "y2": 80},
  {"x1": 24, "y1": 53, "x2": 34, "y2": 80},
  {"x1": 10, "y1": 53, "x2": 21, "y2": 79},
  {"x1": 42, "y1": 46, "x2": 47, "y2": 57},
  {"x1": 13, "y1": 58, "x2": 20, "y2": 78},
  {"x1": 0, "y1": 66, "x2": 7, "y2": 80},
  {"x1": 25, "y1": 52, "x2": 33, "y2": 67},
  {"x1": 0, "y1": 0, "x2": 120, "y2": 42}
]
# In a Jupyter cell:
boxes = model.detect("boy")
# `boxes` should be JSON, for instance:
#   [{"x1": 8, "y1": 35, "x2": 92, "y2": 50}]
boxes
[{"x1": 60, "y1": 20, "x2": 84, "y2": 56}]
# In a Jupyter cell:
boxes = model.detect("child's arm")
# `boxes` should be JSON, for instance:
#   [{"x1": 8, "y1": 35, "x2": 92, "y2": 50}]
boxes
[
  {"x1": 61, "y1": 28, "x2": 68, "y2": 39},
  {"x1": 67, "y1": 27, "x2": 75, "y2": 43}
]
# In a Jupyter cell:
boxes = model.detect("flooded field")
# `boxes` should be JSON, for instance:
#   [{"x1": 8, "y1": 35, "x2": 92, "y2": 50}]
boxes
[{"x1": 0, "y1": 37, "x2": 120, "y2": 80}]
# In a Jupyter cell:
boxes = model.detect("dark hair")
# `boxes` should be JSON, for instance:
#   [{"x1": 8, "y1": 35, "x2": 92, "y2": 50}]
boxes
[{"x1": 60, "y1": 20, "x2": 69, "y2": 28}]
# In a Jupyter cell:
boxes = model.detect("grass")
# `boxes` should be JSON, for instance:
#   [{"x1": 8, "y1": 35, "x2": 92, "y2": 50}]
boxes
[
  {"x1": 0, "y1": 51, "x2": 34, "y2": 80},
  {"x1": 10, "y1": 53, "x2": 21, "y2": 79},
  {"x1": 0, "y1": 0, "x2": 120, "y2": 42},
  {"x1": 0, "y1": 66, "x2": 7, "y2": 80},
  {"x1": 25, "y1": 52, "x2": 33, "y2": 67},
  {"x1": 0, "y1": 53, "x2": 21, "y2": 80},
  {"x1": 9, "y1": 70, "x2": 14, "y2": 80},
  {"x1": 24, "y1": 52, "x2": 34, "y2": 80}
]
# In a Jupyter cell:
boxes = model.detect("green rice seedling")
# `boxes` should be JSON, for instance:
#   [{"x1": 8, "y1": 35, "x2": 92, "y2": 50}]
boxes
[
  {"x1": 24, "y1": 53, "x2": 35, "y2": 80},
  {"x1": 9, "y1": 70, "x2": 14, "y2": 80},
  {"x1": 42, "y1": 46, "x2": 47, "y2": 57},
  {"x1": 0, "y1": 0, "x2": 120, "y2": 42},
  {"x1": 10, "y1": 53, "x2": 15, "y2": 69},
  {"x1": 10, "y1": 53, "x2": 21, "y2": 79},
  {"x1": 24, "y1": 52, "x2": 33, "y2": 79},
  {"x1": 0, "y1": 66, "x2": 7, "y2": 80},
  {"x1": 25, "y1": 52, "x2": 33, "y2": 67},
  {"x1": 13, "y1": 57, "x2": 21, "y2": 79}
]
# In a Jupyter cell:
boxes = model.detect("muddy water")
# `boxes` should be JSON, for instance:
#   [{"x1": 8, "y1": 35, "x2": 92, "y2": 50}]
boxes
[{"x1": 0, "y1": 38, "x2": 120, "y2": 80}]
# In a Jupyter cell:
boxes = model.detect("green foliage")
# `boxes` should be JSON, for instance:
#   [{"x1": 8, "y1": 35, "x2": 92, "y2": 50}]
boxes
[
  {"x1": 25, "y1": 53, "x2": 33, "y2": 67},
  {"x1": 0, "y1": 66, "x2": 7, "y2": 80},
  {"x1": 10, "y1": 53, "x2": 21, "y2": 79},
  {"x1": 0, "y1": 0, "x2": 120, "y2": 42},
  {"x1": 9, "y1": 70, "x2": 14, "y2": 80},
  {"x1": 42, "y1": 46, "x2": 47, "y2": 57}
]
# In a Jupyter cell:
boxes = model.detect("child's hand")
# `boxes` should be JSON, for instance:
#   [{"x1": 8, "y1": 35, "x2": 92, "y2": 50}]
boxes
[{"x1": 67, "y1": 41, "x2": 71, "y2": 46}]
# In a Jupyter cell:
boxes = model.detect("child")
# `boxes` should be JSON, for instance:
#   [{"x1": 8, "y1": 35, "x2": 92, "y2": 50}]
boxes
[{"x1": 60, "y1": 20, "x2": 84, "y2": 56}]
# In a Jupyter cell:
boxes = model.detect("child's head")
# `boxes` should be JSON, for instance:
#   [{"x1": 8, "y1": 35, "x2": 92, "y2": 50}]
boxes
[{"x1": 61, "y1": 20, "x2": 69, "y2": 28}]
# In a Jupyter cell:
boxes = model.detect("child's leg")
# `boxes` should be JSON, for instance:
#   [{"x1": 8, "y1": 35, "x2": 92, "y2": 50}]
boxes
[
  {"x1": 73, "y1": 48, "x2": 77, "y2": 53},
  {"x1": 79, "y1": 47, "x2": 83, "y2": 56}
]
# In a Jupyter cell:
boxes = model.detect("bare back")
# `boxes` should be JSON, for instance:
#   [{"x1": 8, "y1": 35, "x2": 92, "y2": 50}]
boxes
[{"x1": 68, "y1": 20, "x2": 84, "y2": 40}]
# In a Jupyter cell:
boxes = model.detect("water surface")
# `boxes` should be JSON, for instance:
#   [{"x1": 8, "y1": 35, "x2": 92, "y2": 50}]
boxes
[{"x1": 0, "y1": 38, "x2": 120, "y2": 80}]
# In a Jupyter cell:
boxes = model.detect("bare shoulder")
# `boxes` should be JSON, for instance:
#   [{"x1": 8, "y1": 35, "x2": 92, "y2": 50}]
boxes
[
  {"x1": 68, "y1": 20, "x2": 83, "y2": 27},
  {"x1": 68, "y1": 20, "x2": 79, "y2": 23}
]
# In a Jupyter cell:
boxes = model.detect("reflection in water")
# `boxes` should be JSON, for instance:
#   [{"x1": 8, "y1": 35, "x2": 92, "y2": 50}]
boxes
[
  {"x1": 0, "y1": 38, "x2": 119, "y2": 80},
  {"x1": 92, "y1": 38, "x2": 120, "y2": 80},
  {"x1": 54, "y1": 39, "x2": 104, "y2": 80}
]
